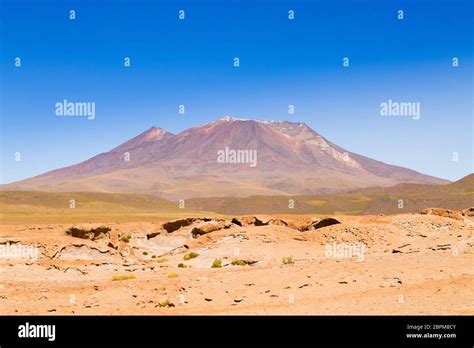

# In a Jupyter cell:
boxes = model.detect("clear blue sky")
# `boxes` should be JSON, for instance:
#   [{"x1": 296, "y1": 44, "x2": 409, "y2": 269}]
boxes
[{"x1": 1, "y1": 0, "x2": 472, "y2": 184}]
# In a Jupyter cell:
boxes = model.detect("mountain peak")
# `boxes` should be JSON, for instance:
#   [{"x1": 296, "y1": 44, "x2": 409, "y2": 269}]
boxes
[
  {"x1": 142, "y1": 126, "x2": 168, "y2": 139},
  {"x1": 112, "y1": 126, "x2": 172, "y2": 152},
  {"x1": 216, "y1": 115, "x2": 255, "y2": 123},
  {"x1": 4, "y1": 115, "x2": 448, "y2": 198},
  {"x1": 216, "y1": 115, "x2": 295, "y2": 125},
  {"x1": 219, "y1": 115, "x2": 237, "y2": 122}
]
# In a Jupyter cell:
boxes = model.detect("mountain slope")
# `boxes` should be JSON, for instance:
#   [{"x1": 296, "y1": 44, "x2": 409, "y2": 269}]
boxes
[{"x1": 1, "y1": 116, "x2": 448, "y2": 199}]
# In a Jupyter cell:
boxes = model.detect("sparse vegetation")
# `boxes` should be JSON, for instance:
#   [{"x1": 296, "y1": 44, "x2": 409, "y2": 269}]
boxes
[
  {"x1": 111, "y1": 274, "x2": 136, "y2": 281},
  {"x1": 282, "y1": 256, "x2": 294, "y2": 265},
  {"x1": 167, "y1": 272, "x2": 178, "y2": 278},
  {"x1": 231, "y1": 259, "x2": 247, "y2": 266},
  {"x1": 158, "y1": 300, "x2": 175, "y2": 308},
  {"x1": 231, "y1": 259, "x2": 257, "y2": 266},
  {"x1": 178, "y1": 263, "x2": 187, "y2": 268},
  {"x1": 211, "y1": 259, "x2": 222, "y2": 268},
  {"x1": 120, "y1": 234, "x2": 132, "y2": 243},
  {"x1": 183, "y1": 252, "x2": 199, "y2": 261}
]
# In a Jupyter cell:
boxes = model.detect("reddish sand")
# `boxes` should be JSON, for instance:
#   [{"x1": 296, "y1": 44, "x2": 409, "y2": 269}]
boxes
[{"x1": 0, "y1": 213, "x2": 472, "y2": 315}]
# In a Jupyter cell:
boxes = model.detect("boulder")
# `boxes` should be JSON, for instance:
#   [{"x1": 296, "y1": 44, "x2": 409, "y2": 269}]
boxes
[
  {"x1": 146, "y1": 231, "x2": 162, "y2": 239},
  {"x1": 312, "y1": 218, "x2": 341, "y2": 230},
  {"x1": 461, "y1": 207, "x2": 474, "y2": 217}
]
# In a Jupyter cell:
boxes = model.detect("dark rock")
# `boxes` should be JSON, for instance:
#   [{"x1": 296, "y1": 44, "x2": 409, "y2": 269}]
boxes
[
  {"x1": 312, "y1": 218, "x2": 341, "y2": 230},
  {"x1": 146, "y1": 231, "x2": 161, "y2": 239},
  {"x1": 66, "y1": 226, "x2": 111, "y2": 240},
  {"x1": 162, "y1": 218, "x2": 197, "y2": 232},
  {"x1": 191, "y1": 220, "x2": 231, "y2": 237}
]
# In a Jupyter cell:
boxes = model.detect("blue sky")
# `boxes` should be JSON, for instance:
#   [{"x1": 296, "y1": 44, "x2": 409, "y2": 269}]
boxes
[{"x1": 1, "y1": 0, "x2": 472, "y2": 184}]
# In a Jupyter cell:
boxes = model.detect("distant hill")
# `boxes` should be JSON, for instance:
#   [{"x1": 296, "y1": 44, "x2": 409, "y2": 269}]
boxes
[
  {"x1": 0, "y1": 191, "x2": 206, "y2": 223},
  {"x1": 185, "y1": 174, "x2": 474, "y2": 215},
  {"x1": 1, "y1": 175, "x2": 470, "y2": 221}
]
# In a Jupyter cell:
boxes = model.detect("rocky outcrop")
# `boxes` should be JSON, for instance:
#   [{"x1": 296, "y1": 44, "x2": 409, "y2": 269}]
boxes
[
  {"x1": 161, "y1": 217, "x2": 224, "y2": 233},
  {"x1": 312, "y1": 218, "x2": 341, "y2": 230},
  {"x1": 259, "y1": 217, "x2": 289, "y2": 226},
  {"x1": 267, "y1": 219, "x2": 288, "y2": 226},
  {"x1": 157, "y1": 217, "x2": 233, "y2": 238},
  {"x1": 231, "y1": 216, "x2": 266, "y2": 226},
  {"x1": 421, "y1": 208, "x2": 463, "y2": 220},
  {"x1": 162, "y1": 218, "x2": 198, "y2": 233},
  {"x1": 191, "y1": 220, "x2": 232, "y2": 238},
  {"x1": 461, "y1": 207, "x2": 474, "y2": 217},
  {"x1": 231, "y1": 215, "x2": 341, "y2": 231},
  {"x1": 66, "y1": 226, "x2": 111, "y2": 240}
]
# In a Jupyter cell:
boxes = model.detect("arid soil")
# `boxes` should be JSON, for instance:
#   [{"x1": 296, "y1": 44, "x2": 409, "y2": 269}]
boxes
[{"x1": 0, "y1": 212, "x2": 473, "y2": 315}]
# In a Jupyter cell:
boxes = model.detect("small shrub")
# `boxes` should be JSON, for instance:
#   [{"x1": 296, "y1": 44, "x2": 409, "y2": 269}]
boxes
[
  {"x1": 183, "y1": 252, "x2": 199, "y2": 261},
  {"x1": 143, "y1": 251, "x2": 148, "y2": 256},
  {"x1": 178, "y1": 263, "x2": 187, "y2": 268},
  {"x1": 211, "y1": 259, "x2": 222, "y2": 268},
  {"x1": 231, "y1": 259, "x2": 258, "y2": 266},
  {"x1": 167, "y1": 272, "x2": 178, "y2": 278},
  {"x1": 282, "y1": 256, "x2": 294, "y2": 265},
  {"x1": 120, "y1": 234, "x2": 131, "y2": 243},
  {"x1": 231, "y1": 259, "x2": 247, "y2": 266},
  {"x1": 111, "y1": 274, "x2": 136, "y2": 281},
  {"x1": 151, "y1": 255, "x2": 156, "y2": 258},
  {"x1": 158, "y1": 300, "x2": 175, "y2": 308}
]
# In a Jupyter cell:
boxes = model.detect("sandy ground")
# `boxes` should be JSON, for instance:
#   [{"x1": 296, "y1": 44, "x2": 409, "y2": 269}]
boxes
[{"x1": 0, "y1": 213, "x2": 473, "y2": 315}]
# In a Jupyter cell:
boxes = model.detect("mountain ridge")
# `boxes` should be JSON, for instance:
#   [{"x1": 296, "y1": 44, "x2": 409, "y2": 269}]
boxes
[{"x1": 1, "y1": 116, "x2": 449, "y2": 199}]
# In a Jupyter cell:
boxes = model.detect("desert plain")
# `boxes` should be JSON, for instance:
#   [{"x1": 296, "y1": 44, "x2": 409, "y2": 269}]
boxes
[{"x1": 1, "y1": 196, "x2": 472, "y2": 315}]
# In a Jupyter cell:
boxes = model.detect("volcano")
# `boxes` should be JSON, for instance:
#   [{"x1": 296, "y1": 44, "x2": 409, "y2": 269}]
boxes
[{"x1": 2, "y1": 116, "x2": 447, "y2": 199}]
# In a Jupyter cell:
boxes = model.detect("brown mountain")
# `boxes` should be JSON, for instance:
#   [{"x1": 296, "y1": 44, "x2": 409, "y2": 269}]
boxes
[{"x1": 1, "y1": 116, "x2": 448, "y2": 199}]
